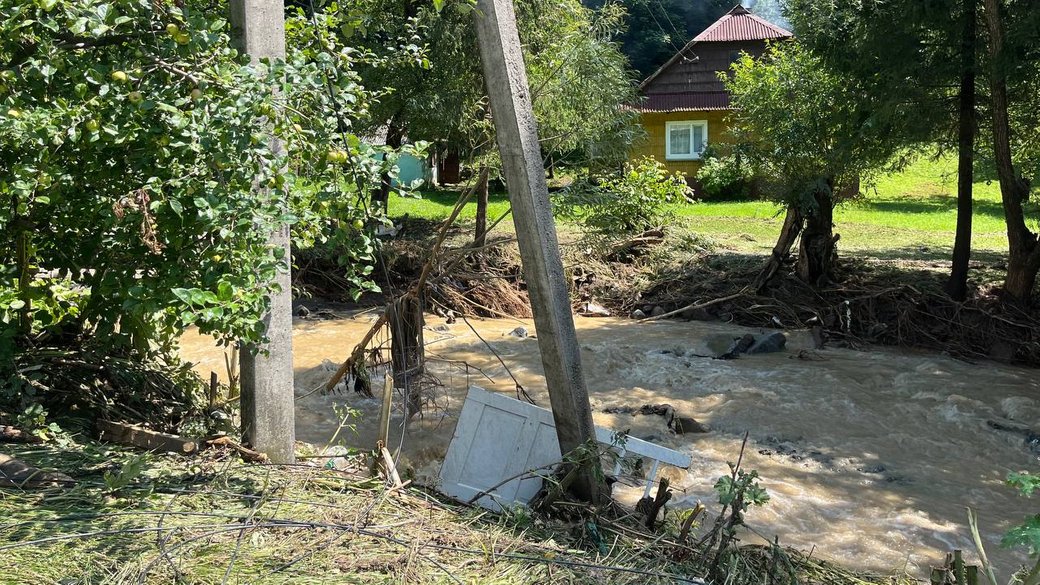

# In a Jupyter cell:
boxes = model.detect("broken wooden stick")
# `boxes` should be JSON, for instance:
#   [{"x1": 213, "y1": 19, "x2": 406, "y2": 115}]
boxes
[
  {"x1": 644, "y1": 477, "x2": 672, "y2": 530},
  {"x1": 97, "y1": 420, "x2": 197, "y2": 454},
  {"x1": 206, "y1": 436, "x2": 269, "y2": 463},
  {"x1": 377, "y1": 372, "x2": 394, "y2": 448},
  {"x1": 638, "y1": 289, "x2": 748, "y2": 323},
  {"x1": 379, "y1": 445, "x2": 403, "y2": 489},
  {"x1": 678, "y1": 502, "x2": 706, "y2": 543}
]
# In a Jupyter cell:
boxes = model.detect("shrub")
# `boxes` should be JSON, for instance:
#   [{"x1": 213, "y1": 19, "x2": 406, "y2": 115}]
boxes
[
  {"x1": 555, "y1": 157, "x2": 689, "y2": 235},
  {"x1": 695, "y1": 147, "x2": 754, "y2": 200}
]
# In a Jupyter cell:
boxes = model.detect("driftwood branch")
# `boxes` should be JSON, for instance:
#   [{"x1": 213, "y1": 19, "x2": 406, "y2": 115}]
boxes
[
  {"x1": 96, "y1": 420, "x2": 197, "y2": 454},
  {"x1": 638, "y1": 290, "x2": 748, "y2": 323},
  {"x1": 206, "y1": 436, "x2": 269, "y2": 463},
  {"x1": 1, "y1": 425, "x2": 43, "y2": 444},
  {"x1": 607, "y1": 229, "x2": 665, "y2": 260},
  {"x1": 0, "y1": 453, "x2": 74, "y2": 489}
]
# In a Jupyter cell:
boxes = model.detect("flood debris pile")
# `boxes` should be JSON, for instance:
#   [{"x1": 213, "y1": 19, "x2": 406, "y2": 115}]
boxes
[
  {"x1": 356, "y1": 227, "x2": 1040, "y2": 366},
  {"x1": 603, "y1": 403, "x2": 711, "y2": 435},
  {"x1": 627, "y1": 252, "x2": 1040, "y2": 365},
  {"x1": 0, "y1": 441, "x2": 919, "y2": 585},
  {"x1": 4, "y1": 347, "x2": 209, "y2": 437}
]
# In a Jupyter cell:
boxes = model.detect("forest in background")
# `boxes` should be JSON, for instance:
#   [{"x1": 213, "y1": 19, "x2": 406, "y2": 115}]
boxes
[{"x1": 586, "y1": 0, "x2": 788, "y2": 77}]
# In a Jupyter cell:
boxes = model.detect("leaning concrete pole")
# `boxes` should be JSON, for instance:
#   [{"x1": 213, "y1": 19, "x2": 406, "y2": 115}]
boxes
[
  {"x1": 230, "y1": 0, "x2": 296, "y2": 463},
  {"x1": 473, "y1": 0, "x2": 602, "y2": 501}
]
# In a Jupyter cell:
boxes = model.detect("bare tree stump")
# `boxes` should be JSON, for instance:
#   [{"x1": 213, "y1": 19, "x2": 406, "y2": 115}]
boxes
[
  {"x1": 388, "y1": 294, "x2": 425, "y2": 418},
  {"x1": 754, "y1": 206, "x2": 803, "y2": 292}
]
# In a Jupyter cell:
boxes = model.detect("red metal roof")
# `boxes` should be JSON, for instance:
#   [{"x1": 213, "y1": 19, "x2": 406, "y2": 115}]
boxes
[
  {"x1": 692, "y1": 5, "x2": 792, "y2": 42},
  {"x1": 638, "y1": 5, "x2": 793, "y2": 93},
  {"x1": 636, "y1": 92, "x2": 731, "y2": 113}
]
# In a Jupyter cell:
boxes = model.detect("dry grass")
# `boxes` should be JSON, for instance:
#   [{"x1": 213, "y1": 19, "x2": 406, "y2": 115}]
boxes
[
  {"x1": 0, "y1": 441, "x2": 696, "y2": 584},
  {"x1": 0, "y1": 440, "x2": 920, "y2": 584}
]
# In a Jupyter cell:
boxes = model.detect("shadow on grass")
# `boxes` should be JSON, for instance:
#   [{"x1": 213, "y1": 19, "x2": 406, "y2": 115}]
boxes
[
  {"x1": 1, "y1": 442, "x2": 270, "y2": 543},
  {"x1": 407, "y1": 188, "x2": 510, "y2": 208},
  {"x1": 850, "y1": 194, "x2": 1008, "y2": 219},
  {"x1": 847, "y1": 244, "x2": 1007, "y2": 266}
]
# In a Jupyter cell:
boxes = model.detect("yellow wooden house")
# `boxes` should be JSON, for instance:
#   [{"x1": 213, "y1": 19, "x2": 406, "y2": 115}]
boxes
[{"x1": 630, "y1": 5, "x2": 792, "y2": 182}]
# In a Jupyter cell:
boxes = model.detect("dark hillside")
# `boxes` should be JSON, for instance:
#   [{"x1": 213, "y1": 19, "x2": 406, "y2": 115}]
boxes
[{"x1": 584, "y1": 0, "x2": 790, "y2": 77}]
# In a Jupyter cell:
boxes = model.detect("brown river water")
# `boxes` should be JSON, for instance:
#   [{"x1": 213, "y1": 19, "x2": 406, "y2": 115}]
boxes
[{"x1": 179, "y1": 312, "x2": 1040, "y2": 578}]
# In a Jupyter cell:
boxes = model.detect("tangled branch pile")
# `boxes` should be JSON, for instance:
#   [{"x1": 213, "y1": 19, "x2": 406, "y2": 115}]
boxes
[
  {"x1": 631, "y1": 253, "x2": 1040, "y2": 365},
  {"x1": 425, "y1": 241, "x2": 533, "y2": 319},
  {"x1": 4, "y1": 347, "x2": 207, "y2": 435}
]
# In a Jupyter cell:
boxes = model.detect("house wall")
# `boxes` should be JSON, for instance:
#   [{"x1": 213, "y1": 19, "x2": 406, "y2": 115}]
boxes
[{"x1": 629, "y1": 110, "x2": 732, "y2": 178}]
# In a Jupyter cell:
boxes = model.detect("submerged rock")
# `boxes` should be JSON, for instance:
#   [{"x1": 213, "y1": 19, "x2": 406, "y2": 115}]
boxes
[
  {"x1": 507, "y1": 326, "x2": 529, "y2": 338},
  {"x1": 670, "y1": 416, "x2": 710, "y2": 434},
  {"x1": 717, "y1": 332, "x2": 787, "y2": 358},
  {"x1": 717, "y1": 334, "x2": 755, "y2": 359},
  {"x1": 857, "y1": 464, "x2": 887, "y2": 474},
  {"x1": 748, "y1": 332, "x2": 787, "y2": 354},
  {"x1": 988, "y1": 419, "x2": 1040, "y2": 456}
]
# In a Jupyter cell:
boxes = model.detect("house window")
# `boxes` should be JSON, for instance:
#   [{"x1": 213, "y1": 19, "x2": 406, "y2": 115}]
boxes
[{"x1": 665, "y1": 120, "x2": 708, "y2": 161}]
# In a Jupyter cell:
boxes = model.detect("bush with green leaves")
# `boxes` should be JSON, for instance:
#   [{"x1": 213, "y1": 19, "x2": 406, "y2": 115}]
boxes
[
  {"x1": 0, "y1": 0, "x2": 402, "y2": 373},
  {"x1": 555, "y1": 157, "x2": 689, "y2": 236},
  {"x1": 694, "y1": 146, "x2": 754, "y2": 200}
]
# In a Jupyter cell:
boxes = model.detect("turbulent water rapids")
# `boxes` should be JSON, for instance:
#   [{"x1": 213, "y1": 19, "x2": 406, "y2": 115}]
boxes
[{"x1": 180, "y1": 312, "x2": 1040, "y2": 578}]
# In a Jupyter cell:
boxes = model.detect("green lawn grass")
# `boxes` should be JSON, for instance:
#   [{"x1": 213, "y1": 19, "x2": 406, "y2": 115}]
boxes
[
  {"x1": 388, "y1": 187, "x2": 512, "y2": 222},
  {"x1": 673, "y1": 156, "x2": 1011, "y2": 255},
  {"x1": 388, "y1": 156, "x2": 1020, "y2": 258}
]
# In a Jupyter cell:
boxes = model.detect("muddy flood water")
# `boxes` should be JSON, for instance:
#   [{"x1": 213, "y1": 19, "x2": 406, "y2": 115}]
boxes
[{"x1": 180, "y1": 312, "x2": 1040, "y2": 578}]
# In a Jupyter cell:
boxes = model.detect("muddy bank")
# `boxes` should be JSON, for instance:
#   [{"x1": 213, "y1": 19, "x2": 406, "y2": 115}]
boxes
[
  {"x1": 180, "y1": 312, "x2": 1039, "y2": 578},
  {"x1": 334, "y1": 235, "x2": 1040, "y2": 366}
]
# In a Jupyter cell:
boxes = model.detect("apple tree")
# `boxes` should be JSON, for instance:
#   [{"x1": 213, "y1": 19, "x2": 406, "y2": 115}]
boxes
[{"x1": 0, "y1": 0, "x2": 389, "y2": 372}]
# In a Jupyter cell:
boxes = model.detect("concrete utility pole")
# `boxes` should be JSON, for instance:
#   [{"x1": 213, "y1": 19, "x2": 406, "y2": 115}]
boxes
[
  {"x1": 473, "y1": 0, "x2": 603, "y2": 501},
  {"x1": 230, "y1": 0, "x2": 296, "y2": 463}
]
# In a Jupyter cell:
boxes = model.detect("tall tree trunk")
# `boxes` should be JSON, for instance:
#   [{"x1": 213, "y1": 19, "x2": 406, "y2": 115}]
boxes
[
  {"x1": 473, "y1": 165, "x2": 490, "y2": 247},
  {"x1": 982, "y1": 0, "x2": 1040, "y2": 303},
  {"x1": 753, "y1": 206, "x2": 803, "y2": 292},
  {"x1": 797, "y1": 181, "x2": 838, "y2": 286},
  {"x1": 372, "y1": 118, "x2": 403, "y2": 212},
  {"x1": 946, "y1": 0, "x2": 978, "y2": 302}
]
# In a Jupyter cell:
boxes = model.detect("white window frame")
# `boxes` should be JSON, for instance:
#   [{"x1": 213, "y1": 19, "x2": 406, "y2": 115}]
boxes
[{"x1": 665, "y1": 120, "x2": 708, "y2": 161}]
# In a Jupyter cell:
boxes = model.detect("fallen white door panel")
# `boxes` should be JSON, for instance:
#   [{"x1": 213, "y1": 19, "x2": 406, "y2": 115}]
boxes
[{"x1": 439, "y1": 386, "x2": 692, "y2": 512}]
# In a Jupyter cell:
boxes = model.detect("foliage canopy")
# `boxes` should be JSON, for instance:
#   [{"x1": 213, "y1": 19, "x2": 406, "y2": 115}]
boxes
[{"x1": 0, "y1": 0, "x2": 392, "y2": 372}]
